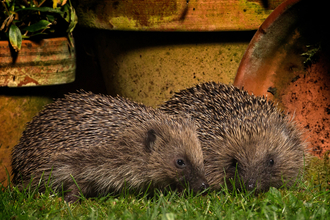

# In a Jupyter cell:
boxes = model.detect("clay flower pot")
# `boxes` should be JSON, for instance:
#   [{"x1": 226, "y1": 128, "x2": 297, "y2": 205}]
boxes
[
  {"x1": 72, "y1": 0, "x2": 286, "y2": 107},
  {"x1": 0, "y1": 36, "x2": 76, "y2": 184},
  {"x1": 74, "y1": 0, "x2": 278, "y2": 31},
  {"x1": 234, "y1": 0, "x2": 330, "y2": 157},
  {"x1": 0, "y1": 37, "x2": 76, "y2": 87}
]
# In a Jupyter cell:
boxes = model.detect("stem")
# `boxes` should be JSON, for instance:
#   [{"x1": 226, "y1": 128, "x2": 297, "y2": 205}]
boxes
[
  {"x1": 0, "y1": 14, "x2": 13, "y2": 32},
  {"x1": 23, "y1": 22, "x2": 31, "y2": 36},
  {"x1": 1, "y1": 0, "x2": 10, "y2": 16},
  {"x1": 38, "y1": 0, "x2": 47, "y2": 7},
  {"x1": 33, "y1": 0, "x2": 39, "y2": 7}
]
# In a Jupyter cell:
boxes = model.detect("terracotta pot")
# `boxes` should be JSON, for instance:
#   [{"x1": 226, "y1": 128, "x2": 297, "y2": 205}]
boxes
[
  {"x1": 234, "y1": 0, "x2": 330, "y2": 157},
  {"x1": 0, "y1": 36, "x2": 76, "y2": 185},
  {"x1": 91, "y1": 30, "x2": 254, "y2": 108},
  {"x1": 73, "y1": 0, "x2": 283, "y2": 107},
  {"x1": 73, "y1": 0, "x2": 284, "y2": 31},
  {"x1": 0, "y1": 93, "x2": 53, "y2": 185},
  {"x1": 0, "y1": 37, "x2": 76, "y2": 87}
]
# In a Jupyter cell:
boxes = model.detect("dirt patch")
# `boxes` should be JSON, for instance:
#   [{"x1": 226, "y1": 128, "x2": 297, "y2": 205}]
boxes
[{"x1": 281, "y1": 54, "x2": 330, "y2": 157}]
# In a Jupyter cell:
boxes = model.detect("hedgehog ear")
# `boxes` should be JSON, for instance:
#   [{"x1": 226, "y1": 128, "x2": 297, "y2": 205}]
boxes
[{"x1": 145, "y1": 129, "x2": 157, "y2": 151}]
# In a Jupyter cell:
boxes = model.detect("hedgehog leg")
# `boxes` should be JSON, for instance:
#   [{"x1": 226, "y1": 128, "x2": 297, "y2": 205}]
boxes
[{"x1": 64, "y1": 185, "x2": 80, "y2": 203}]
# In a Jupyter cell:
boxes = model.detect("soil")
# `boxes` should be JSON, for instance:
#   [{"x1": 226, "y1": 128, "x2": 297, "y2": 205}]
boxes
[{"x1": 281, "y1": 54, "x2": 330, "y2": 157}]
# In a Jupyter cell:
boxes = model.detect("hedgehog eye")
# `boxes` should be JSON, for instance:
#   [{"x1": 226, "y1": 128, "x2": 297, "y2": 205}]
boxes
[
  {"x1": 269, "y1": 159, "x2": 274, "y2": 166},
  {"x1": 231, "y1": 159, "x2": 238, "y2": 167},
  {"x1": 175, "y1": 159, "x2": 186, "y2": 169}
]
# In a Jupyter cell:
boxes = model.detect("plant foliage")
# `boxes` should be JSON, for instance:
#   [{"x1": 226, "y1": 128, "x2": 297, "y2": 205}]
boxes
[{"x1": 0, "y1": 0, "x2": 77, "y2": 51}]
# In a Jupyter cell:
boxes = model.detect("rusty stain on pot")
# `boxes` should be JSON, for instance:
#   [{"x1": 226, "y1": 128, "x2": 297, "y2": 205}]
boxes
[
  {"x1": 0, "y1": 37, "x2": 76, "y2": 87},
  {"x1": 17, "y1": 76, "x2": 40, "y2": 87},
  {"x1": 74, "y1": 0, "x2": 282, "y2": 31},
  {"x1": 234, "y1": 0, "x2": 330, "y2": 157}
]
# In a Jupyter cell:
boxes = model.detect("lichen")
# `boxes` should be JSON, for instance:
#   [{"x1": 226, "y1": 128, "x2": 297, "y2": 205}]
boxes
[{"x1": 301, "y1": 44, "x2": 321, "y2": 67}]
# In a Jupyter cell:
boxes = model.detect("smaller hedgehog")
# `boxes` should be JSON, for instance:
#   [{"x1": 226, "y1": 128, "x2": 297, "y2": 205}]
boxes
[
  {"x1": 160, "y1": 82, "x2": 309, "y2": 193},
  {"x1": 12, "y1": 91, "x2": 208, "y2": 202}
]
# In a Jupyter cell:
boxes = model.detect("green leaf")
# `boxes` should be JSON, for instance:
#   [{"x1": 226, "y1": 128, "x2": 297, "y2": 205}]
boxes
[
  {"x1": 23, "y1": 20, "x2": 51, "y2": 32},
  {"x1": 15, "y1": 7, "x2": 64, "y2": 15},
  {"x1": 62, "y1": 4, "x2": 71, "y2": 23},
  {"x1": 46, "y1": 14, "x2": 55, "y2": 22},
  {"x1": 67, "y1": 8, "x2": 78, "y2": 33},
  {"x1": 64, "y1": 0, "x2": 78, "y2": 33},
  {"x1": 9, "y1": 24, "x2": 22, "y2": 52}
]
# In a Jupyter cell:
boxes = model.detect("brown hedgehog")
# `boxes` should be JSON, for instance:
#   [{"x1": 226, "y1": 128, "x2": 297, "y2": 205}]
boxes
[
  {"x1": 11, "y1": 91, "x2": 208, "y2": 202},
  {"x1": 160, "y1": 82, "x2": 308, "y2": 193}
]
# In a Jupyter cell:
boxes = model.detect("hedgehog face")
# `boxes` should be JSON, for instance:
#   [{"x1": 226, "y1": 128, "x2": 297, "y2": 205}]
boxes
[
  {"x1": 146, "y1": 124, "x2": 209, "y2": 193},
  {"x1": 170, "y1": 154, "x2": 209, "y2": 193},
  {"x1": 226, "y1": 150, "x2": 281, "y2": 193},
  {"x1": 204, "y1": 116, "x2": 307, "y2": 193}
]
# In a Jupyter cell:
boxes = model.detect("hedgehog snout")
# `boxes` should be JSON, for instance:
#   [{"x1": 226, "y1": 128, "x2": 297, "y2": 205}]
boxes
[
  {"x1": 246, "y1": 179, "x2": 256, "y2": 191},
  {"x1": 189, "y1": 174, "x2": 209, "y2": 192},
  {"x1": 200, "y1": 182, "x2": 209, "y2": 190},
  {"x1": 196, "y1": 176, "x2": 209, "y2": 191}
]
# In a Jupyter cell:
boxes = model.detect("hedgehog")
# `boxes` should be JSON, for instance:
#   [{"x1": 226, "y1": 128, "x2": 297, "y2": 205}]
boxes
[
  {"x1": 11, "y1": 91, "x2": 209, "y2": 202},
  {"x1": 160, "y1": 82, "x2": 308, "y2": 193}
]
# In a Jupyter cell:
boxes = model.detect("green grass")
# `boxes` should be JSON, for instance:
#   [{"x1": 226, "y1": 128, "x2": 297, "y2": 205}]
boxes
[
  {"x1": 1, "y1": 155, "x2": 330, "y2": 220},
  {"x1": 1, "y1": 179, "x2": 329, "y2": 219}
]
